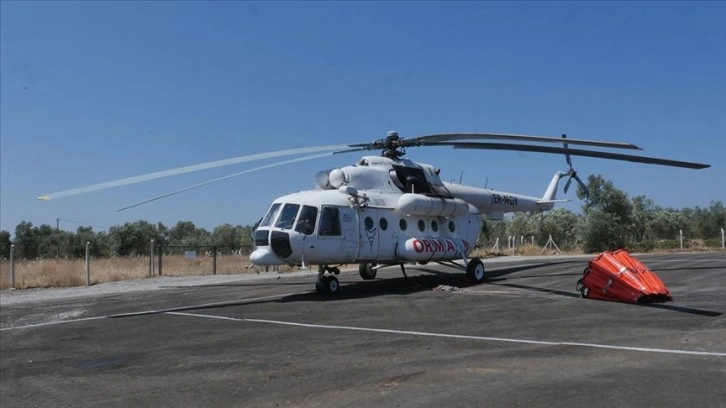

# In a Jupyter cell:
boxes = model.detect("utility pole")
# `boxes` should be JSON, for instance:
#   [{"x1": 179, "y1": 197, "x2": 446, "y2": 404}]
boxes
[{"x1": 56, "y1": 217, "x2": 60, "y2": 257}]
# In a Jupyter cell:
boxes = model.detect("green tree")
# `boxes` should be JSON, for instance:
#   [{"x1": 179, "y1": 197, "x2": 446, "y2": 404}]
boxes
[
  {"x1": 648, "y1": 207, "x2": 690, "y2": 240},
  {"x1": 108, "y1": 221, "x2": 167, "y2": 256},
  {"x1": 71, "y1": 226, "x2": 109, "y2": 258},
  {"x1": 582, "y1": 210, "x2": 627, "y2": 252},
  {"x1": 693, "y1": 201, "x2": 725, "y2": 239},
  {"x1": 507, "y1": 213, "x2": 538, "y2": 241},
  {"x1": 238, "y1": 225, "x2": 254, "y2": 249},
  {"x1": 14, "y1": 221, "x2": 40, "y2": 259},
  {"x1": 580, "y1": 175, "x2": 633, "y2": 252},
  {"x1": 170, "y1": 221, "x2": 196, "y2": 243},
  {"x1": 710, "y1": 200, "x2": 726, "y2": 238},
  {"x1": 169, "y1": 221, "x2": 210, "y2": 246},
  {"x1": 631, "y1": 195, "x2": 656, "y2": 242},
  {"x1": 35, "y1": 224, "x2": 58, "y2": 258},
  {"x1": 538, "y1": 208, "x2": 579, "y2": 247},
  {"x1": 211, "y1": 223, "x2": 246, "y2": 252},
  {"x1": 479, "y1": 217, "x2": 508, "y2": 247},
  {"x1": 157, "y1": 222, "x2": 169, "y2": 244},
  {"x1": 0, "y1": 230, "x2": 11, "y2": 259}
]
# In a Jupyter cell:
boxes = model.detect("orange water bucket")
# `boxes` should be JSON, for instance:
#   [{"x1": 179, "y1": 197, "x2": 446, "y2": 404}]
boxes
[{"x1": 579, "y1": 250, "x2": 672, "y2": 304}]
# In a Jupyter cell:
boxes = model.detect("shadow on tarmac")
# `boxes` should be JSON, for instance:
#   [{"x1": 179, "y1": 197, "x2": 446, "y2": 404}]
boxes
[{"x1": 108, "y1": 260, "x2": 721, "y2": 318}]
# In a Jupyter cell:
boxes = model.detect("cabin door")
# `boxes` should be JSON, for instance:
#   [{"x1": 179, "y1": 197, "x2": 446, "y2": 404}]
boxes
[
  {"x1": 357, "y1": 208, "x2": 379, "y2": 262},
  {"x1": 312, "y1": 205, "x2": 358, "y2": 264}
]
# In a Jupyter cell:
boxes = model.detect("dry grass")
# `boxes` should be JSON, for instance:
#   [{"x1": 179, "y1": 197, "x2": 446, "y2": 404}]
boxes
[
  {"x1": 0, "y1": 247, "x2": 562, "y2": 290},
  {"x1": 472, "y1": 244, "x2": 583, "y2": 258},
  {"x1": 2, "y1": 246, "x2": 721, "y2": 290},
  {"x1": 0, "y1": 255, "x2": 297, "y2": 290},
  {"x1": 1, "y1": 257, "x2": 146, "y2": 290}
]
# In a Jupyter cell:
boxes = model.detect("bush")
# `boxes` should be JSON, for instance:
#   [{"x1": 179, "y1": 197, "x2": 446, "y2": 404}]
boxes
[
  {"x1": 705, "y1": 237, "x2": 724, "y2": 248},
  {"x1": 630, "y1": 240, "x2": 655, "y2": 252},
  {"x1": 655, "y1": 240, "x2": 681, "y2": 250}
]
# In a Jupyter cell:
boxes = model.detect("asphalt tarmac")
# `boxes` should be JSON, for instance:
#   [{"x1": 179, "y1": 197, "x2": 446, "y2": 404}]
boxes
[{"x1": 1, "y1": 252, "x2": 725, "y2": 408}]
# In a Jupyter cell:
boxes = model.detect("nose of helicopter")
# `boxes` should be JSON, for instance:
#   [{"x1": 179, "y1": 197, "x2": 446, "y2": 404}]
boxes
[{"x1": 250, "y1": 247, "x2": 283, "y2": 265}]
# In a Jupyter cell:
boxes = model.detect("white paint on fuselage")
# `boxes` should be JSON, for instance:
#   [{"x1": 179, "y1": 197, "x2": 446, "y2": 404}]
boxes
[
  {"x1": 250, "y1": 156, "x2": 564, "y2": 266},
  {"x1": 251, "y1": 188, "x2": 481, "y2": 266}
]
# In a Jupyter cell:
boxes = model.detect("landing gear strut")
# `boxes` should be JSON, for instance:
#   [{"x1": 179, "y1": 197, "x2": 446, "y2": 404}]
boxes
[{"x1": 316, "y1": 265, "x2": 341, "y2": 295}]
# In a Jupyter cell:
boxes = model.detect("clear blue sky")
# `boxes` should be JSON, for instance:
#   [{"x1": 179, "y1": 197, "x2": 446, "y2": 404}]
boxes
[{"x1": 1, "y1": 1, "x2": 724, "y2": 234}]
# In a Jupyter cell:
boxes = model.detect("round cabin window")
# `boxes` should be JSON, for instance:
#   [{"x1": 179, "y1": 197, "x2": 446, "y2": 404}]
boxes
[
  {"x1": 379, "y1": 218, "x2": 388, "y2": 231},
  {"x1": 364, "y1": 216, "x2": 374, "y2": 230}
]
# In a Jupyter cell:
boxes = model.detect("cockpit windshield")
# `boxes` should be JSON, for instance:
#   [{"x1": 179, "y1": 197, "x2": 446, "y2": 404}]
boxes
[
  {"x1": 259, "y1": 203, "x2": 282, "y2": 228},
  {"x1": 274, "y1": 203, "x2": 301, "y2": 230},
  {"x1": 260, "y1": 203, "x2": 319, "y2": 233}
]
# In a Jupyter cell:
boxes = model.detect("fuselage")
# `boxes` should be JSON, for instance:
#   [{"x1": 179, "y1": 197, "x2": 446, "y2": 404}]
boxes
[
  {"x1": 250, "y1": 155, "x2": 561, "y2": 266},
  {"x1": 250, "y1": 189, "x2": 481, "y2": 266}
]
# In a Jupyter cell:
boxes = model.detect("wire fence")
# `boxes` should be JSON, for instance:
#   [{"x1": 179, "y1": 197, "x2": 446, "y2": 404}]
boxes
[
  {"x1": 0, "y1": 243, "x2": 280, "y2": 290},
  {"x1": 2, "y1": 231, "x2": 724, "y2": 290}
]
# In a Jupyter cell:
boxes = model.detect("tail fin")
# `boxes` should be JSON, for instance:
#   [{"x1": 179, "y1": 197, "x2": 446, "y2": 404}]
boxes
[
  {"x1": 537, "y1": 172, "x2": 571, "y2": 207},
  {"x1": 539, "y1": 172, "x2": 566, "y2": 202}
]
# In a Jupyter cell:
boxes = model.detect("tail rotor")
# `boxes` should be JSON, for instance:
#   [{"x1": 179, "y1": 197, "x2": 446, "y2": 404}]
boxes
[{"x1": 561, "y1": 134, "x2": 590, "y2": 198}]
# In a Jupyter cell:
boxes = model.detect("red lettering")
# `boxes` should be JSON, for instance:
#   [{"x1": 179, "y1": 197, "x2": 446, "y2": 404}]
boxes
[
  {"x1": 447, "y1": 240, "x2": 456, "y2": 253},
  {"x1": 433, "y1": 239, "x2": 444, "y2": 253},
  {"x1": 423, "y1": 240, "x2": 433, "y2": 253},
  {"x1": 413, "y1": 239, "x2": 423, "y2": 253}
]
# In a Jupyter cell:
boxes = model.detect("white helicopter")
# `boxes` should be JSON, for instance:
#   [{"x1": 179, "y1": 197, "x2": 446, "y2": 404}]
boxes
[{"x1": 38, "y1": 131, "x2": 710, "y2": 295}]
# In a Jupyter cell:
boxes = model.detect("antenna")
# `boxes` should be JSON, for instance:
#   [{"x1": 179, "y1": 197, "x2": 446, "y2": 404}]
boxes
[{"x1": 458, "y1": 171, "x2": 464, "y2": 184}]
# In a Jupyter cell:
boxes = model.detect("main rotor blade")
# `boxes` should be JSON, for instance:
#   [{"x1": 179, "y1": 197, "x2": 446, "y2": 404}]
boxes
[
  {"x1": 37, "y1": 144, "x2": 351, "y2": 200},
  {"x1": 332, "y1": 147, "x2": 369, "y2": 155},
  {"x1": 116, "y1": 152, "x2": 338, "y2": 212},
  {"x1": 447, "y1": 142, "x2": 710, "y2": 169},
  {"x1": 407, "y1": 133, "x2": 642, "y2": 150}
]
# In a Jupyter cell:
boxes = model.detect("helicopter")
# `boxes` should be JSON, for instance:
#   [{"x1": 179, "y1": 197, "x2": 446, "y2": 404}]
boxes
[{"x1": 38, "y1": 131, "x2": 710, "y2": 295}]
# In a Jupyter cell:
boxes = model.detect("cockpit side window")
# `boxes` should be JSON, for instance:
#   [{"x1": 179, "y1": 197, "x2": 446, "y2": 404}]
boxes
[
  {"x1": 319, "y1": 206, "x2": 342, "y2": 236},
  {"x1": 294, "y1": 205, "x2": 318, "y2": 235},
  {"x1": 259, "y1": 203, "x2": 282, "y2": 227},
  {"x1": 274, "y1": 203, "x2": 300, "y2": 230}
]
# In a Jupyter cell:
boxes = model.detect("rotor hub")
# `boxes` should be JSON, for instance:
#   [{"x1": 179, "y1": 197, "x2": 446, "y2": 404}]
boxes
[{"x1": 379, "y1": 130, "x2": 405, "y2": 159}]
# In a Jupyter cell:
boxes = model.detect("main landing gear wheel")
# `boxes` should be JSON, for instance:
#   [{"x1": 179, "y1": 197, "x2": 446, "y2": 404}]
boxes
[
  {"x1": 315, "y1": 275, "x2": 340, "y2": 295},
  {"x1": 359, "y1": 263, "x2": 377, "y2": 280},
  {"x1": 466, "y1": 258, "x2": 486, "y2": 284}
]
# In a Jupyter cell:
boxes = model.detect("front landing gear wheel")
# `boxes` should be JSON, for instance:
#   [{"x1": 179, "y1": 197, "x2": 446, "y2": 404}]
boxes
[
  {"x1": 315, "y1": 275, "x2": 340, "y2": 295},
  {"x1": 466, "y1": 258, "x2": 486, "y2": 284},
  {"x1": 359, "y1": 263, "x2": 377, "y2": 280}
]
